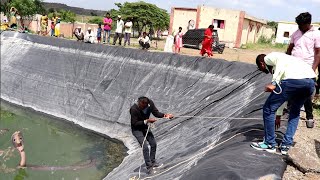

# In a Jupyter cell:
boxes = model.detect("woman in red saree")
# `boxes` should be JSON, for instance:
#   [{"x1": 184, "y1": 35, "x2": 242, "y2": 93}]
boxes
[{"x1": 200, "y1": 25, "x2": 214, "y2": 57}]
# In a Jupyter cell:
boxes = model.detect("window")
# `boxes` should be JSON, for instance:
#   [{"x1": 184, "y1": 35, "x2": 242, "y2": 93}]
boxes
[
  {"x1": 212, "y1": 19, "x2": 225, "y2": 29},
  {"x1": 283, "y1": 32, "x2": 289, "y2": 38}
]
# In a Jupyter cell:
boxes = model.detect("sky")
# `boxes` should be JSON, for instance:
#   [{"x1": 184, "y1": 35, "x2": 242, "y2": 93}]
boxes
[{"x1": 43, "y1": 0, "x2": 320, "y2": 22}]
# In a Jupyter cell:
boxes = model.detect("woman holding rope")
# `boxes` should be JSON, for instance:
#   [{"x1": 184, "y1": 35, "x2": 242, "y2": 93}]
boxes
[{"x1": 130, "y1": 97, "x2": 173, "y2": 174}]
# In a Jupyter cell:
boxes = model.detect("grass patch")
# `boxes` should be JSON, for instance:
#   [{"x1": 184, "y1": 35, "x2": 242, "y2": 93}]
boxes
[
  {"x1": 242, "y1": 35, "x2": 288, "y2": 51},
  {"x1": 0, "y1": 109, "x2": 15, "y2": 119},
  {"x1": 243, "y1": 43, "x2": 288, "y2": 51},
  {"x1": 75, "y1": 15, "x2": 99, "y2": 23}
]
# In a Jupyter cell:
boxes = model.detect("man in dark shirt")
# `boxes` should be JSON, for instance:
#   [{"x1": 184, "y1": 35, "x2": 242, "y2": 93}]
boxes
[{"x1": 130, "y1": 97, "x2": 173, "y2": 173}]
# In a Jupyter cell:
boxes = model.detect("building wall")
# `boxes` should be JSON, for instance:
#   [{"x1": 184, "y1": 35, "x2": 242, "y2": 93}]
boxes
[
  {"x1": 276, "y1": 22, "x2": 320, "y2": 44},
  {"x1": 197, "y1": 6, "x2": 240, "y2": 43},
  {"x1": 276, "y1": 23, "x2": 298, "y2": 44},
  {"x1": 170, "y1": 8, "x2": 197, "y2": 35},
  {"x1": 246, "y1": 21, "x2": 256, "y2": 43},
  {"x1": 240, "y1": 19, "x2": 250, "y2": 45},
  {"x1": 240, "y1": 19, "x2": 274, "y2": 46},
  {"x1": 260, "y1": 26, "x2": 275, "y2": 39}
]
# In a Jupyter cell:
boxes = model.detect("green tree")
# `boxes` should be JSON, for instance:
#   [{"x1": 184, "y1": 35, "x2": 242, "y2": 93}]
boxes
[
  {"x1": 90, "y1": 11, "x2": 97, "y2": 16},
  {"x1": 58, "y1": 9, "x2": 76, "y2": 23},
  {"x1": 267, "y1": 21, "x2": 278, "y2": 29},
  {"x1": 114, "y1": 1, "x2": 169, "y2": 34},
  {"x1": 48, "y1": 8, "x2": 55, "y2": 13},
  {"x1": 9, "y1": 0, "x2": 45, "y2": 18},
  {"x1": 88, "y1": 17, "x2": 103, "y2": 24},
  {"x1": 1, "y1": 0, "x2": 46, "y2": 15}
]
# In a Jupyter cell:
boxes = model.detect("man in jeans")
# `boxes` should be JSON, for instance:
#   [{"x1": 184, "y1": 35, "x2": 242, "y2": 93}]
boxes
[
  {"x1": 103, "y1": 13, "x2": 112, "y2": 44},
  {"x1": 251, "y1": 52, "x2": 316, "y2": 155},
  {"x1": 124, "y1": 18, "x2": 133, "y2": 46},
  {"x1": 113, "y1": 15, "x2": 124, "y2": 45},
  {"x1": 285, "y1": 12, "x2": 320, "y2": 128},
  {"x1": 130, "y1": 97, "x2": 173, "y2": 174}
]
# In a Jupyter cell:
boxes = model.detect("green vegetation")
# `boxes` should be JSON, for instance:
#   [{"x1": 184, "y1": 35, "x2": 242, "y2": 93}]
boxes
[
  {"x1": 0, "y1": 0, "x2": 46, "y2": 19},
  {"x1": 0, "y1": 109, "x2": 15, "y2": 119},
  {"x1": 88, "y1": 17, "x2": 103, "y2": 24},
  {"x1": 48, "y1": 10, "x2": 76, "y2": 23},
  {"x1": 267, "y1": 21, "x2": 278, "y2": 29},
  {"x1": 113, "y1": 1, "x2": 170, "y2": 33},
  {"x1": 243, "y1": 35, "x2": 288, "y2": 51}
]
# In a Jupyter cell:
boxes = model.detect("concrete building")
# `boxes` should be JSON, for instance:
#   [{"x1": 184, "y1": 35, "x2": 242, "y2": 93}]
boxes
[
  {"x1": 276, "y1": 21, "x2": 320, "y2": 44},
  {"x1": 169, "y1": 6, "x2": 275, "y2": 48}
]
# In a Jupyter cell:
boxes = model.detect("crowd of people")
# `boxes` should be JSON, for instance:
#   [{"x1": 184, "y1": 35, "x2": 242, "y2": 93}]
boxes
[{"x1": 70, "y1": 13, "x2": 154, "y2": 49}]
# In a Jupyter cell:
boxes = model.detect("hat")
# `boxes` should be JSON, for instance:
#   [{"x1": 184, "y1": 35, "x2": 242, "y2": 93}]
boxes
[
  {"x1": 88, "y1": 27, "x2": 92, "y2": 30},
  {"x1": 118, "y1": 15, "x2": 121, "y2": 18}
]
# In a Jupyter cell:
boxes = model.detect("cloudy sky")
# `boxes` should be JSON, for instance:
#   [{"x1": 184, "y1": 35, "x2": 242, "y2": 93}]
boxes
[{"x1": 44, "y1": 0, "x2": 320, "y2": 22}]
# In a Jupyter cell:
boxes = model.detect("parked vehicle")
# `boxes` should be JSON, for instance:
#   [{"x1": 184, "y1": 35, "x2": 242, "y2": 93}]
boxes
[{"x1": 182, "y1": 29, "x2": 225, "y2": 54}]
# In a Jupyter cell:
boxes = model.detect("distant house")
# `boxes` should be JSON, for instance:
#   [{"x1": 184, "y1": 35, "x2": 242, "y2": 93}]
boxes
[
  {"x1": 169, "y1": 5, "x2": 275, "y2": 48},
  {"x1": 276, "y1": 21, "x2": 320, "y2": 44}
]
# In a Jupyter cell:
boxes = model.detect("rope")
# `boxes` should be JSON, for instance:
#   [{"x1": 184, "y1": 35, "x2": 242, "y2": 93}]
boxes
[
  {"x1": 138, "y1": 123, "x2": 152, "y2": 179},
  {"x1": 273, "y1": 81, "x2": 283, "y2": 95},
  {"x1": 130, "y1": 90, "x2": 309, "y2": 179},
  {"x1": 132, "y1": 91, "x2": 265, "y2": 180},
  {"x1": 172, "y1": 116, "x2": 311, "y2": 122},
  {"x1": 138, "y1": 128, "x2": 274, "y2": 180}
]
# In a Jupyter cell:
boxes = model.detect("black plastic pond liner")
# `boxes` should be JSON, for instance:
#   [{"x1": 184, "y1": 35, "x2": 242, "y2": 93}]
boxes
[{"x1": 1, "y1": 31, "x2": 286, "y2": 180}]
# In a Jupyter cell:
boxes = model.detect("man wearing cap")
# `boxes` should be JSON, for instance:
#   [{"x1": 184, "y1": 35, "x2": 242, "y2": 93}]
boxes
[
  {"x1": 74, "y1": 26, "x2": 84, "y2": 41},
  {"x1": 113, "y1": 15, "x2": 124, "y2": 46},
  {"x1": 130, "y1": 97, "x2": 174, "y2": 174},
  {"x1": 84, "y1": 27, "x2": 95, "y2": 43}
]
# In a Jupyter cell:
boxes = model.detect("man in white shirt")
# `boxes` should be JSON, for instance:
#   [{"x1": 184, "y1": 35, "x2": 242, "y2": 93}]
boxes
[
  {"x1": 74, "y1": 26, "x2": 84, "y2": 41},
  {"x1": 138, "y1": 32, "x2": 150, "y2": 50},
  {"x1": 251, "y1": 52, "x2": 316, "y2": 155},
  {"x1": 124, "y1": 18, "x2": 133, "y2": 46},
  {"x1": 84, "y1": 27, "x2": 95, "y2": 44},
  {"x1": 113, "y1": 15, "x2": 124, "y2": 46}
]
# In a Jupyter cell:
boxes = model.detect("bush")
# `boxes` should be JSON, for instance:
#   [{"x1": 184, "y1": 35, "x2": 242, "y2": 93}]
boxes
[
  {"x1": 257, "y1": 35, "x2": 272, "y2": 44},
  {"x1": 88, "y1": 17, "x2": 103, "y2": 25}
]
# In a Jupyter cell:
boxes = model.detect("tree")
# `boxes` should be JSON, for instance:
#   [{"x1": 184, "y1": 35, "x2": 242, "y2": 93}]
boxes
[
  {"x1": 9, "y1": 0, "x2": 46, "y2": 18},
  {"x1": 0, "y1": 0, "x2": 45, "y2": 26},
  {"x1": 57, "y1": 9, "x2": 76, "y2": 23},
  {"x1": 267, "y1": 21, "x2": 278, "y2": 29},
  {"x1": 48, "y1": 8, "x2": 55, "y2": 13},
  {"x1": 88, "y1": 17, "x2": 103, "y2": 24},
  {"x1": 114, "y1": 1, "x2": 169, "y2": 34},
  {"x1": 90, "y1": 12, "x2": 97, "y2": 16}
]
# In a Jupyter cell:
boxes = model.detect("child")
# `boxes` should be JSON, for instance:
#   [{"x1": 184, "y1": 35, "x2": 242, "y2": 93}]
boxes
[
  {"x1": 174, "y1": 27, "x2": 183, "y2": 53},
  {"x1": 97, "y1": 23, "x2": 102, "y2": 44},
  {"x1": 50, "y1": 22, "x2": 55, "y2": 36},
  {"x1": 54, "y1": 18, "x2": 61, "y2": 37}
]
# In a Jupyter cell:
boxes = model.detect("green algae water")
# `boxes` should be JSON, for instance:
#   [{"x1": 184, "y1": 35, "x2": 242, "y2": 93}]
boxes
[{"x1": 0, "y1": 100, "x2": 127, "y2": 180}]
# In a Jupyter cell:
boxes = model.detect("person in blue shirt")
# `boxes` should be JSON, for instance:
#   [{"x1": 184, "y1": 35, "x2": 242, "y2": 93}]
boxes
[{"x1": 97, "y1": 23, "x2": 102, "y2": 44}]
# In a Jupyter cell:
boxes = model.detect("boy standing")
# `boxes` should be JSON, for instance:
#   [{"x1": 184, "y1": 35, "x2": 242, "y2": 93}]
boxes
[
  {"x1": 97, "y1": 23, "x2": 102, "y2": 44},
  {"x1": 124, "y1": 18, "x2": 133, "y2": 46}
]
